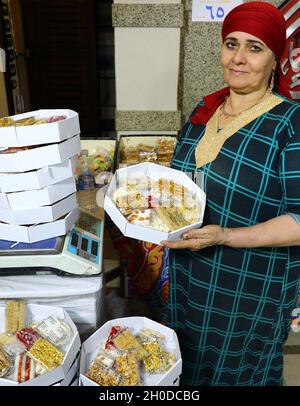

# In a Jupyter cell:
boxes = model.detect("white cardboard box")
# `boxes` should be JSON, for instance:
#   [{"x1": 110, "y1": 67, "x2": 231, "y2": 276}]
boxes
[
  {"x1": 80, "y1": 316, "x2": 182, "y2": 386},
  {"x1": 80, "y1": 138, "x2": 117, "y2": 155},
  {"x1": 0, "y1": 192, "x2": 77, "y2": 225},
  {"x1": 0, "y1": 207, "x2": 79, "y2": 243},
  {"x1": 0, "y1": 303, "x2": 81, "y2": 386},
  {"x1": 52, "y1": 353, "x2": 80, "y2": 386},
  {"x1": 0, "y1": 109, "x2": 80, "y2": 147},
  {"x1": 0, "y1": 177, "x2": 77, "y2": 209},
  {"x1": 104, "y1": 162, "x2": 206, "y2": 245},
  {"x1": 0, "y1": 156, "x2": 78, "y2": 193},
  {"x1": 0, "y1": 134, "x2": 81, "y2": 172}
]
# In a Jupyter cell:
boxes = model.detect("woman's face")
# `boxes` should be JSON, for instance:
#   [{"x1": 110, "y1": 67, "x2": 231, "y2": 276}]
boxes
[{"x1": 221, "y1": 31, "x2": 275, "y2": 93}]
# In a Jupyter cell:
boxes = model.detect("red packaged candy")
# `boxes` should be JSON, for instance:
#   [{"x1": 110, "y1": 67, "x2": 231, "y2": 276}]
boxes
[{"x1": 16, "y1": 327, "x2": 39, "y2": 350}]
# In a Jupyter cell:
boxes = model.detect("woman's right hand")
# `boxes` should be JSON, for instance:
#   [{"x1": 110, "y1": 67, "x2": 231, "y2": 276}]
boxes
[{"x1": 161, "y1": 225, "x2": 227, "y2": 251}]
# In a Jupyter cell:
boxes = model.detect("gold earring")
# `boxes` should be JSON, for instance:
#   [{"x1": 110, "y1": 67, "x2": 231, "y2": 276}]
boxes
[{"x1": 269, "y1": 68, "x2": 275, "y2": 91}]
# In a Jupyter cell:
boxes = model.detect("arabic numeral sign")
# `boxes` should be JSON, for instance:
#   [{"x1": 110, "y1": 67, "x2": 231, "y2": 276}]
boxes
[
  {"x1": 205, "y1": 4, "x2": 225, "y2": 20},
  {"x1": 192, "y1": 0, "x2": 243, "y2": 22}
]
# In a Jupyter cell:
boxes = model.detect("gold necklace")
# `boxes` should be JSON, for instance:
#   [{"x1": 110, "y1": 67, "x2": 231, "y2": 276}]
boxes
[
  {"x1": 217, "y1": 89, "x2": 272, "y2": 133},
  {"x1": 195, "y1": 92, "x2": 283, "y2": 169},
  {"x1": 221, "y1": 90, "x2": 270, "y2": 118}
]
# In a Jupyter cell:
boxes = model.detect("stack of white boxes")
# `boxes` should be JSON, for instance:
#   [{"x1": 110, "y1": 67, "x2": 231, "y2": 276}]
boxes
[{"x1": 0, "y1": 109, "x2": 81, "y2": 243}]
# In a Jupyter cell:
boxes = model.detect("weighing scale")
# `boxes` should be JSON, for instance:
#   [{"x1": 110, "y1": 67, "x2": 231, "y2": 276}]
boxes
[
  {"x1": 0, "y1": 209, "x2": 106, "y2": 337},
  {"x1": 0, "y1": 210, "x2": 104, "y2": 276}
]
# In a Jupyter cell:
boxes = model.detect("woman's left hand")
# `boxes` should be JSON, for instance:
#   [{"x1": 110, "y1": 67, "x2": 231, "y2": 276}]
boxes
[{"x1": 161, "y1": 225, "x2": 226, "y2": 251}]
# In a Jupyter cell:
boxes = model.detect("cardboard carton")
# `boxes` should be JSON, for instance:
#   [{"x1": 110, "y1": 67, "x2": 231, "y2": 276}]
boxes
[
  {"x1": 0, "y1": 193, "x2": 77, "y2": 225},
  {"x1": 0, "y1": 135, "x2": 81, "y2": 172},
  {"x1": 0, "y1": 178, "x2": 76, "y2": 209},
  {"x1": 0, "y1": 208, "x2": 79, "y2": 243},
  {"x1": 0, "y1": 157, "x2": 77, "y2": 193}
]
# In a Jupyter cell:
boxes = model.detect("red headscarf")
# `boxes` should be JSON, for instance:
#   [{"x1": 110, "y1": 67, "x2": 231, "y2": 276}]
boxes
[{"x1": 190, "y1": 1, "x2": 290, "y2": 125}]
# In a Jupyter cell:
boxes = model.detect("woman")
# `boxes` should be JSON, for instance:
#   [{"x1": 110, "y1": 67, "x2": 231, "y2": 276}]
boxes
[{"x1": 162, "y1": 2, "x2": 300, "y2": 386}]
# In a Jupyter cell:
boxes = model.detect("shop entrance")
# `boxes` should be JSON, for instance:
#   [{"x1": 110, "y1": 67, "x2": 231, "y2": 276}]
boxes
[{"x1": 21, "y1": 0, "x2": 100, "y2": 136}]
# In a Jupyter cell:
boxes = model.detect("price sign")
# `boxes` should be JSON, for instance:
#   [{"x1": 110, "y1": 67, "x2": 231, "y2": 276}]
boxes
[{"x1": 192, "y1": 0, "x2": 242, "y2": 22}]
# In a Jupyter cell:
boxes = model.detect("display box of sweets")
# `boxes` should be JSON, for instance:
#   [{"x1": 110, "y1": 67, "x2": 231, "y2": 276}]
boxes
[
  {"x1": 0, "y1": 177, "x2": 76, "y2": 210},
  {"x1": 0, "y1": 109, "x2": 80, "y2": 148},
  {"x1": 78, "y1": 138, "x2": 117, "y2": 186},
  {"x1": 0, "y1": 134, "x2": 80, "y2": 172},
  {"x1": 0, "y1": 156, "x2": 78, "y2": 193},
  {"x1": 80, "y1": 316, "x2": 182, "y2": 386},
  {"x1": 117, "y1": 134, "x2": 177, "y2": 168},
  {"x1": 104, "y1": 163, "x2": 206, "y2": 245},
  {"x1": 0, "y1": 303, "x2": 81, "y2": 386},
  {"x1": 0, "y1": 208, "x2": 79, "y2": 243}
]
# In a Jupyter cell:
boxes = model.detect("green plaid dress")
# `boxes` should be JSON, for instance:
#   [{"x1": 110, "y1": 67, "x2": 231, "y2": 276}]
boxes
[{"x1": 168, "y1": 96, "x2": 300, "y2": 386}]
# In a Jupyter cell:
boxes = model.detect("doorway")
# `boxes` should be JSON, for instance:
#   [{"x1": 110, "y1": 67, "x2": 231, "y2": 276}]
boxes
[{"x1": 21, "y1": 0, "x2": 100, "y2": 136}]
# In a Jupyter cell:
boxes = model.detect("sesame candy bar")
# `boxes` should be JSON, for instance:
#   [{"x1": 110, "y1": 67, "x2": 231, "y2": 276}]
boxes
[
  {"x1": 5, "y1": 300, "x2": 25, "y2": 334},
  {"x1": 28, "y1": 338, "x2": 64, "y2": 370}
]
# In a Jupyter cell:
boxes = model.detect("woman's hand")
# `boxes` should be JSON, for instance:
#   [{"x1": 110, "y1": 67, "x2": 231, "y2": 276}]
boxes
[
  {"x1": 161, "y1": 225, "x2": 227, "y2": 251},
  {"x1": 162, "y1": 215, "x2": 300, "y2": 250}
]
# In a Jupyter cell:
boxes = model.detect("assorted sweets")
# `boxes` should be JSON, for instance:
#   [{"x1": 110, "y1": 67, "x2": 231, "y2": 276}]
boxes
[
  {"x1": 0, "y1": 300, "x2": 73, "y2": 383},
  {"x1": 112, "y1": 175, "x2": 200, "y2": 232},
  {"x1": 0, "y1": 115, "x2": 66, "y2": 127},
  {"x1": 76, "y1": 146, "x2": 115, "y2": 188},
  {"x1": 0, "y1": 146, "x2": 34, "y2": 154},
  {"x1": 87, "y1": 147, "x2": 115, "y2": 174},
  {"x1": 86, "y1": 326, "x2": 177, "y2": 386},
  {"x1": 76, "y1": 148, "x2": 114, "y2": 175},
  {"x1": 120, "y1": 137, "x2": 176, "y2": 166}
]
